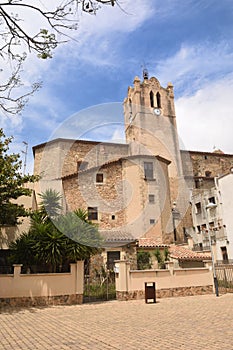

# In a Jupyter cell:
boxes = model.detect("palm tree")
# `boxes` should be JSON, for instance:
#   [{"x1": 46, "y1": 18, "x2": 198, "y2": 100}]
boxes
[
  {"x1": 9, "y1": 231, "x2": 37, "y2": 271},
  {"x1": 9, "y1": 190, "x2": 102, "y2": 272},
  {"x1": 39, "y1": 189, "x2": 62, "y2": 219},
  {"x1": 55, "y1": 211, "x2": 102, "y2": 248},
  {"x1": 33, "y1": 222, "x2": 65, "y2": 272}
]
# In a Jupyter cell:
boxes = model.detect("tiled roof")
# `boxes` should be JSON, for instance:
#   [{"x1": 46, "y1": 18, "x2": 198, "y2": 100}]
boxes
[
  {"x1": 99, "y1": 230, "x2": 136, "y2": 247},
  {"x1": 169, "y1": 245, "x2": 211, "y2": 261},
  {"x1": 137, "y1": 238, "x2": 169, "y2": 248}
]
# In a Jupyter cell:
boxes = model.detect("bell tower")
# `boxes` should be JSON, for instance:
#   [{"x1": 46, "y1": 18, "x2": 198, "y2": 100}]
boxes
[
  {"x1": 123, "y1": 72, "x2": 188, "y2": 219},
  {"x1": 124, "y1": 72, "x2": 181, "y2": 172}
]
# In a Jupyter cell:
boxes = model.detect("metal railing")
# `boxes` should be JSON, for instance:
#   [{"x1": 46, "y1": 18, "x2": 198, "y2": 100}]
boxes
[
  {"x1": 0, "y1": 266, "x2": 13, "y2": 274},
  {"x1": 216, "y1": 260, "x2": 233, "y2": 266}
]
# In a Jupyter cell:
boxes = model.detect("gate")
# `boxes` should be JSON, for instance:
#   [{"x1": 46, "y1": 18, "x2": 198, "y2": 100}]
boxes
[
  {"x1": 216, "y1": 265, "x2": 233, "y2": 293},
  {"x1": 84, "y1": 269, "x2": 116, "y2": 303}
]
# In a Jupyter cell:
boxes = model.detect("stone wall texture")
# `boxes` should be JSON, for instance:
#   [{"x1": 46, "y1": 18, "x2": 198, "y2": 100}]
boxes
[
  {"x1": 0, "y1": 294, "x2": 83, "y2": 308},
  {"x1": 181, "y1": 150, "x2": 233, "y2": 179},
  {"x1": 116, "y1": 285, "x2": 213, "y2": 301}
]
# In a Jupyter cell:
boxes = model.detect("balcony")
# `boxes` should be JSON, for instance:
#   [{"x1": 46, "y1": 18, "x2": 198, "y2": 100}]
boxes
[
  {"x1": 193, "y1": 243, "x2": 210, "y2": 252},
  {"x1": 216, "y1": 259, "x2": 233, "y2": 266}
]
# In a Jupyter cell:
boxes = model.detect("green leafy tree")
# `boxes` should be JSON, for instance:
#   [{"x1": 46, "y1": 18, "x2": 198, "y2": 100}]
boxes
[
  {"x1": 0, "y1": 128, "x2": 38, "y2": 227},
  {"x1": 137, "y1": 250, "x2": 152, "y2": 270}
]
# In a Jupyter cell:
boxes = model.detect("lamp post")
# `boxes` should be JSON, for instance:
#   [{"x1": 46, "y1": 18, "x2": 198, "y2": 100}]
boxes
[
  {"x1": 172, "y1": 202, "x2": 180, "y2": 243},
  {"x1": 22, "y1": 141, "x2": 28, "y2": 175},
  {"x1": 205, "y1": 202, "x2": 219, "y2": 297}
]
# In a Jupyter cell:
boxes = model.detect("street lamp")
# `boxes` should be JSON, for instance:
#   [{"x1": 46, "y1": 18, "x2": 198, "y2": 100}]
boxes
[
  {"x1": 205, "y1": 202, "x2": 219, "y2": 297},
  {"x1": 22, "y1": 141, "x2": 28, "y2": 175},
  {"x1": 172, "y1": 202, "x2": 180, "y2": 243}
]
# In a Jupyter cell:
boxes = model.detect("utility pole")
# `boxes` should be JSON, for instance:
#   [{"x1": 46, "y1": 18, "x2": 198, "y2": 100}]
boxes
[{"x1": 22, "y1": 141, "x2": 28, "y2": 175}]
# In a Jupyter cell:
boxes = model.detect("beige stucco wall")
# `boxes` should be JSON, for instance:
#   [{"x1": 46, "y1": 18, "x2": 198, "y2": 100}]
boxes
[
  {"x1": 0, "y1": 261, "x2": 84, "y2": 298},
  {"x1": 115, "y1": 260, "x2": 213, "y2": 293},
  {"x1": 217, "y1": 173, "x2": 233, "y2": 260}
]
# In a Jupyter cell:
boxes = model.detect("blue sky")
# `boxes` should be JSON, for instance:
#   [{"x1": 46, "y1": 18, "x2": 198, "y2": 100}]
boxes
[{"x1": 1, "y1": 0, "x2": 233, "y2": 172}]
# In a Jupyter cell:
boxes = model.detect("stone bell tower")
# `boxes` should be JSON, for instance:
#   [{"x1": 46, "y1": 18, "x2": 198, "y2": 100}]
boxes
[
  {"x1": 124, "y1": 69, "x2": 182, "y2": 180},
  {"x1": 123, "y1": 70, "x2": 190, "y2": 240}
]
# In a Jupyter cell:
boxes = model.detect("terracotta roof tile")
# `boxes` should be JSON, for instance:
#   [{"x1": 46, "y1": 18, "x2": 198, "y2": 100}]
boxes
[
  {"x1": 169, "y1": 245, "x2": 211, "y2": 261},
  {"x1": 99, "y1": 230, "x2": 136, "y2": 247},
  {"x1": 137, "y1": 238, "x2": 169, "y2": 248}
]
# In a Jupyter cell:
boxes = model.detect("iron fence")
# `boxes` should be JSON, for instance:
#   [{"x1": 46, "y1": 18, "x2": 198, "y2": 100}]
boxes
[
  {"x1": 84, "y1": 271, "x2": 116, "y2": 303},
  {"x1": 215, "y1": 265, "x2": 233, "y2": 293}
]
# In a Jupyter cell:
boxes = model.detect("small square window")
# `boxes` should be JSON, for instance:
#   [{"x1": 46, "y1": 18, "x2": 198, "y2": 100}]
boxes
[
  {"x1": 208, "y1": 197, "x2": 216, "y2": 204},
  {"x1": 205, "y1": 170, "x2": 212, "y2": 177},
  {"x1": 149, "y1": 194, "x2": 155, "y2": 203},
  {"x1": 111, "y1": 215, "x2": 115, "y2": 220},
  {"x1": 88, "y1": 207, "x2": 98, "y2": 221},
  {"x1": 96, "y1": 173, "x2": 103, "y2": 183},
  {"x1": 150, "y1": 219, "x2": 155, "y2": 225}
]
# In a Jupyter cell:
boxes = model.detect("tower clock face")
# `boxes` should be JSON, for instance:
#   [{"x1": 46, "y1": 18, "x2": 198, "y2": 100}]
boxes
[{"x1": 153, "y1": 108, "x2": 161, "y2": 116}]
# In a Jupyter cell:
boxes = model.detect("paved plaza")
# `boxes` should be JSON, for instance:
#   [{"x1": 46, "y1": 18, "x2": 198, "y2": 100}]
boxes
[{"x1": 0, "y1": 294, "x2": 233, "y2": 350}]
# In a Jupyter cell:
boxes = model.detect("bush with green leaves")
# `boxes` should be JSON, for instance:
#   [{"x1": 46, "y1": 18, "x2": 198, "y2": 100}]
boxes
[
  {"x1": 137, "y1": 250, "x2": 152, "y2": 270},
  {"x1": 153, "y1": 248, "x2": 170, "y2": 269}
]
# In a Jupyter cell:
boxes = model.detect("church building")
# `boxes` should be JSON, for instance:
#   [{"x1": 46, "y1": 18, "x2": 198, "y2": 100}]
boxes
[{"x1": 32, "y1": 70, "x2": 233, "y2": 269}]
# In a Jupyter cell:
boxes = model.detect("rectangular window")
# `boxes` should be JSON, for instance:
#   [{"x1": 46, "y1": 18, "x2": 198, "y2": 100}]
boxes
[
  {"x1": 144, "y1": 162, "x2": 154, "y2": 179},
  {"x1": 197, "y1": 225, "x2": 201, "y2": 233},
  {"x1": 150, "y1": 219, "x2": 155, "y2": 225},
  {"x1": 208, "y1": 197, "x2": 216, "y2": 204},
  {"x1": 107, "y1": 251, "x2": 120, "y2": 270},
  {"x1": 201, "y1": 224, "x2": 206, "y2": 231},
  {"x1": 195, "y1": 179, "x2": 200, "y2": 189},
  {"x1": 195, "y1": 202, "x2": 201, "y2": 215},
  {"x1": 221, "y1": 247, "x2": 229, "y2": 262},
  {"x1": 88, "y1": 207, "x2": 98, "y2": 221},
  {"x1": 209, "y1": 221, "x2": 214, "y2": 229},
  {"x1": 149, "y1": 194, "x2": 155, "y2": 203},
  {"x1": 96, "y1": 173, "x2": 104, "y2": 183}
]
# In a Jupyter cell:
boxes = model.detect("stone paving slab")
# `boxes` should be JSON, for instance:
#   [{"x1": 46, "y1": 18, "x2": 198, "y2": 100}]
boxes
[{"x1": 0, "y1": 294, "x2": 233, "y2": 350}]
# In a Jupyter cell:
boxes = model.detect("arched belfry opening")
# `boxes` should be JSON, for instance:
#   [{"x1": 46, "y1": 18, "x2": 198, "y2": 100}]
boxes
[
  {"x1": 150, "y1": 91, "x2": 154, "y2": 108},
  {"x1": 129, "y1": 98, "x2": 132, "y2": 116},
  {"x1": 156, "y1": 92, "x2": 161, "y2": 108}
]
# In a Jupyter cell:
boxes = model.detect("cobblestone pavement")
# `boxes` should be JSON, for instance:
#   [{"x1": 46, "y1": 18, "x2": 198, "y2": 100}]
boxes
[{"x1": 0, "y1": 294, "x2": 233, "y2": 350}]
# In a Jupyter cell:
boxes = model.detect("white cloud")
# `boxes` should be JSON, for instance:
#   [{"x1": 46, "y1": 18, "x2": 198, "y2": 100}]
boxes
[
  {"x1": 53, "y1": 0, "x2": 155, "y2": 68},
  {"x1": 156, "y1": 42, "x2": 233, "y2": 95},
  {"x1": 176, "y1": 73, "x2": 233, "y2": 154},
  {"x1": 144, "y1": 41, "x2": 233, "y2": 154}
]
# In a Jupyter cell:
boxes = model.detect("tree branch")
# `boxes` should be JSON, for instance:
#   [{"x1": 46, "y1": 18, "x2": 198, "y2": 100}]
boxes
[{"x1": 0, "y1": 0, "x2": 117, "y2": 115}]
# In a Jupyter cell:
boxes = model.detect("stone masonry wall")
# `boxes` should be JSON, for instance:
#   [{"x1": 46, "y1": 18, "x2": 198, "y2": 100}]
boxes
[
  {"x1": 181, "y1": 150, "x2": 233, "y2": 178},
  {"x1": 116, "y1": 285, "x2": 213, "y2": 301},
  {"x1": 0, "y1": 294, "x2": 83, "y2": 308},
  {"x1": 63, "y1": 161, "x2": 126, "y2": 230}
]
